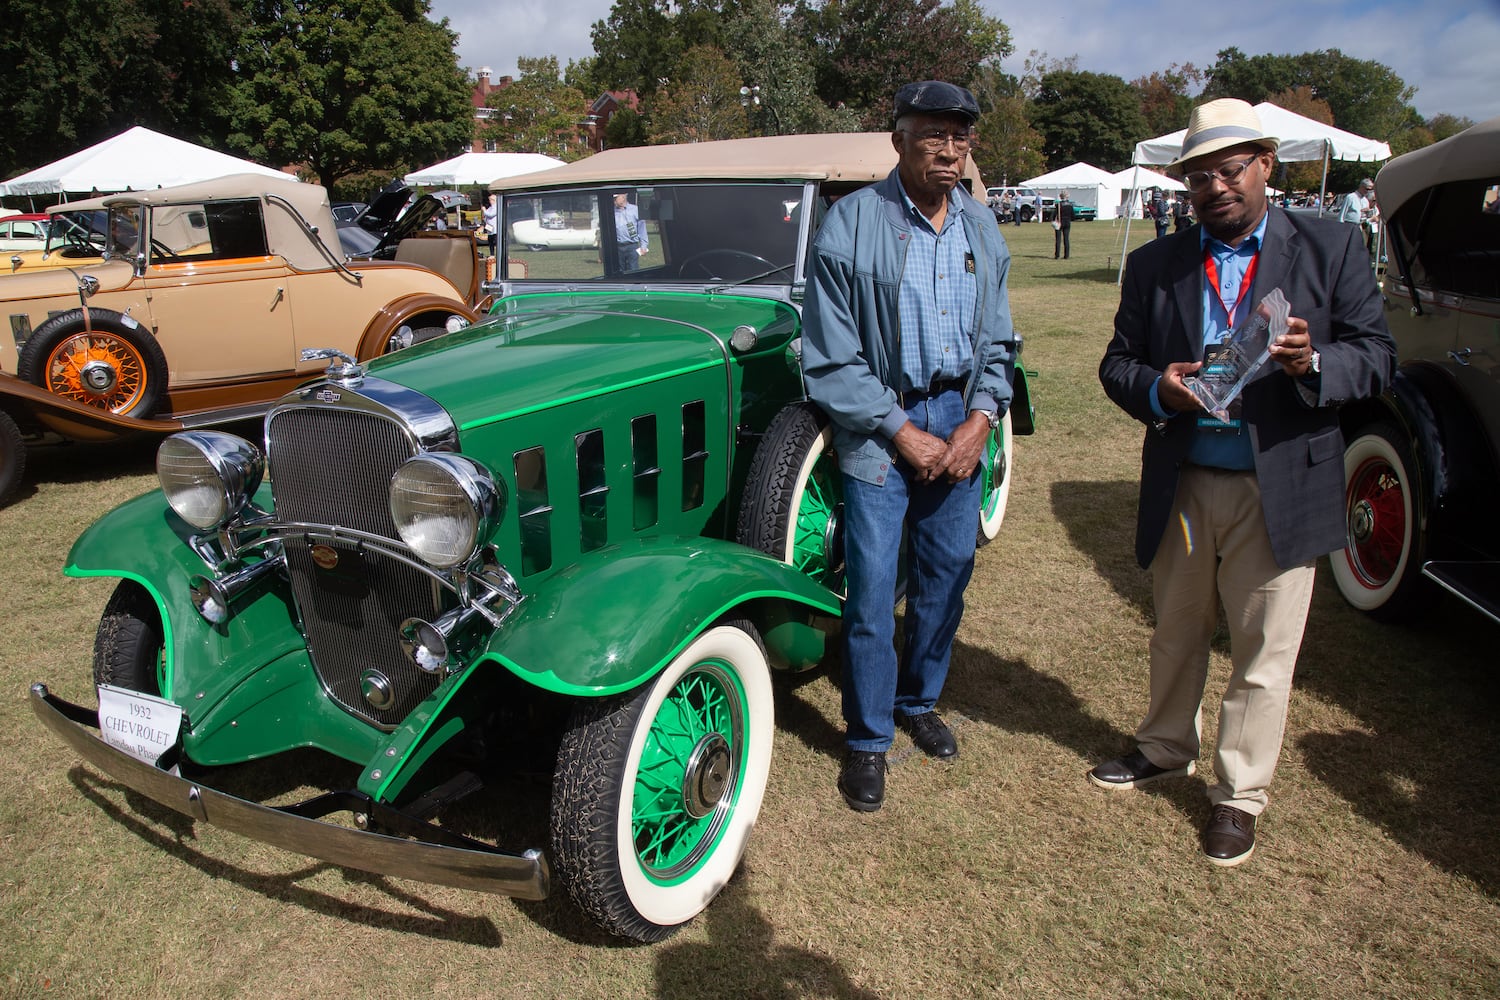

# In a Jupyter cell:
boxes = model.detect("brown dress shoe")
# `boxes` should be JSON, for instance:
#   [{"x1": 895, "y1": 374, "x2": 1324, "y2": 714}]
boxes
[
  {"x1": 1201, "y1": 804, "x2": 1256, "y2": 867},
  {"x1": 1087, "y1": 748, "x2": 1195, "y2": 790}
]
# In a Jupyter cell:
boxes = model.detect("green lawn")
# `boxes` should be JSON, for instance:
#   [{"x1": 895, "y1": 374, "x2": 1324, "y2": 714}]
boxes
[{"x1": 1, "y1": 218, "x2": 1496, "y2": 999}]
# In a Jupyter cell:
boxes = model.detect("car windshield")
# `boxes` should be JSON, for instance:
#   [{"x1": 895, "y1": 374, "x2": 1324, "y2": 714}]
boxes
[{"x1": 501, "y1": 182, "x2": 806, "y2": 285}]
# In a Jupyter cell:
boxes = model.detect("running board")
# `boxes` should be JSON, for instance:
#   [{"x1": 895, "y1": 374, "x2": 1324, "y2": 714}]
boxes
[{"x1": 1422, "y1": 560, "x2": 1500, "y2": 625}]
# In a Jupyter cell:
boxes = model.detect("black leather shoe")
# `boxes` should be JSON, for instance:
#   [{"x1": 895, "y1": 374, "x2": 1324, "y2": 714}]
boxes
[
  {"x1": 838, "y1": 751, "x2": 887, "y2": 812},
  {"x1": 1087, "y1": 748, "x2": 1195, "y2": 790},
  {"x1": 1202, "y1": 804, "x2": 1256, "y2": 866},
  {"x1": 896, "y1": 710, "x2": 958, "y2": 759}
]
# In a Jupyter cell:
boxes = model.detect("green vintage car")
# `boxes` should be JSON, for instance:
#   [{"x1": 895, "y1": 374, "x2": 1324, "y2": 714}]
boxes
[{"x1": 30, "y1": 133, "x2": 1036, "y2": 942}]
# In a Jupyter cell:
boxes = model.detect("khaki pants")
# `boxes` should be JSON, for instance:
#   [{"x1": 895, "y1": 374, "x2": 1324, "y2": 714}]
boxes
[{"x1": 1137, "y1": 466, "x2": 1315, "y2": 815}]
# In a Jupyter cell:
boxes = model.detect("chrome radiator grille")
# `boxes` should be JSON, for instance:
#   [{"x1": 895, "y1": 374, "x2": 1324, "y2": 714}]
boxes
[{"x1": 268, "y1": 405, "x2": 443, "y2": 729}]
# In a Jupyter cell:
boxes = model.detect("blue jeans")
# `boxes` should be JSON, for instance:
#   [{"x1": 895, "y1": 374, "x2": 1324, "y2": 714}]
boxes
[{"x1": 841, "y1": 387, "x2": 981, "y2": 751}]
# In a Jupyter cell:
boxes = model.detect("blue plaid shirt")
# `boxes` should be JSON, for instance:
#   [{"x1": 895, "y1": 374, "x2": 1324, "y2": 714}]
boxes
[{"x1": 895, "y1": 179, "x2": 976, "y2": 392}]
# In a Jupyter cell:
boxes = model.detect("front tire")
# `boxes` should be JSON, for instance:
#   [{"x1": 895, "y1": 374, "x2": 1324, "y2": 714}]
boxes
[
  {"x1": 93, "y1": 581, "x2": 165, "y2": 695},
  {"x1": 0, "y1": 409, "x2": 25, "y2": 507},
  {"x1": 18, "y1": 309, "x2": 168, "y2": 417},
  {"x1": 1329, "y1": 421, "x2": 1431, "y2": 619},
  {"x1": 550, "y1": 621, "x2": 773, "y2": 942},
  {"x1": 977, "y1": 410, "x2": 1014, "y2": 545},
  {"x1": 735, "y1": 402, "x2": 844, "y2": 593}
]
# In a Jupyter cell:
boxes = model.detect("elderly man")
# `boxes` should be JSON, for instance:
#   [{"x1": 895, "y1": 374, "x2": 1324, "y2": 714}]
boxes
[
  {"x1": 802, "y1": 80, "x2": 1016, "y2": 811},
  {"x1": 1095, "y1": 99, "x2": 1395, "y2": 865},
  {"x1": 612, "y1": 191, "x2": 648, "y2": 272}
]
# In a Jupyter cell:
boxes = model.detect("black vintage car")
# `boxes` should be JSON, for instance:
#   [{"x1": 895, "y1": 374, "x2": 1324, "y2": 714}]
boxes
[{"x1": 1330, "y1": 116, "x2": 1500, "y2": 623}]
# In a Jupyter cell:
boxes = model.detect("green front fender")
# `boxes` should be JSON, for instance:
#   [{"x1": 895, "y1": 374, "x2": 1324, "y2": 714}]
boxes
[{"x1": 479, "y1": 536, "x2": 842, "y2": 696}]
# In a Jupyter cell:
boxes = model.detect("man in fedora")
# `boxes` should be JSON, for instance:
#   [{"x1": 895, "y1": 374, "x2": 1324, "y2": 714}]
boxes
[
  {"x1": 802, "y1": 80, "x2": 1015, "y2": 811},
  {"x1": 1094, "y1": 99, "x2": 1394, "y2": 865}
]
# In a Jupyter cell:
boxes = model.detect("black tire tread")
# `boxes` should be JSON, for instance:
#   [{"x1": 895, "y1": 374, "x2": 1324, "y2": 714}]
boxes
[
  {"x1": 734, "y1": 401, "x2": 829, "y2": 560},
  {"x1": 17, "y1": 308, "x2": 169, "y2": 418},
  {"x1": 93, "y1": 580, "x2": 164, "y2": 695}
]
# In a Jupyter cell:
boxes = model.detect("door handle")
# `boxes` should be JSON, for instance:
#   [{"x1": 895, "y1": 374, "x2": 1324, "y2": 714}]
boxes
[
  {"x1": 271, "y1": 286, "x2": 284, "y2": 309},
  {"x1": 1448, "y1": 348, "x2": 1472, "y2": 366}
]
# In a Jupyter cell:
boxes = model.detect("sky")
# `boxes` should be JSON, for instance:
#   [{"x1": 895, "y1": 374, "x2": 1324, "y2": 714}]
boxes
[{"x1": 425, "y1": 0, "x2": 1499, "y2": 127}]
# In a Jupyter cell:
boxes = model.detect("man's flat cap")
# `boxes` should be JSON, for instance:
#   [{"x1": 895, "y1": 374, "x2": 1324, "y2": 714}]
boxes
[{"x1": 893, "y1": 81, "x2": 979, "y2": 124}]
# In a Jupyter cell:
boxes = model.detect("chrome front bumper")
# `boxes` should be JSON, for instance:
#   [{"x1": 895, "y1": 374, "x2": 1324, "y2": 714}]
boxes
[{"x1": 30, "y1": 683, "x2": 550, "y2": 901}]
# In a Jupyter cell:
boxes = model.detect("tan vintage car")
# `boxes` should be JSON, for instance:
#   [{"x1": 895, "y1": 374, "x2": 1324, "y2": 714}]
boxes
[{"x1": 0, "y1": 172, "x2": 483, "y2": 504}]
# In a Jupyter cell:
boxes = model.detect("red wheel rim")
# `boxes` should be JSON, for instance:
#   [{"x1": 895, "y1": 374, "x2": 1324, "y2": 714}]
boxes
[{"x1": 1344, "y1": 455, "x2": 1406, "y2": 589}]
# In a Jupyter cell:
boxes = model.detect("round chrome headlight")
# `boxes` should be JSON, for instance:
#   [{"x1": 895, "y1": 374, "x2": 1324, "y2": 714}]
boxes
[
  {"x1": 389, "y1": 453, "x2": 504, "y2": 569},
  {"x1": 157, "y1": 432, "x2": 265, "y2": 530}
]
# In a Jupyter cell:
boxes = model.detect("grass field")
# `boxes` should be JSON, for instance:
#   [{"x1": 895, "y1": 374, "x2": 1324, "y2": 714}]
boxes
[{"x1": 2, "y1": 218, "x2": 1497, "y2": 999}]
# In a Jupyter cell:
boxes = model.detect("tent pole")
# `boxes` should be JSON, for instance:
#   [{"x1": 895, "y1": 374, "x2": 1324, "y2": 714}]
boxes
[
  {"x1": 1318, "y1": 141, "x2": 1330, "y2": 217},
  {"x1": 1117, "y1": 165, "x2": 1139, "y2": 286}
]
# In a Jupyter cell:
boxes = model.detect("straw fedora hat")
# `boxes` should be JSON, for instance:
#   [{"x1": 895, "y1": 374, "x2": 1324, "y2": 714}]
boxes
[{"x1": 1168, "y1": 98, "x2": 1280, "y2": 171}]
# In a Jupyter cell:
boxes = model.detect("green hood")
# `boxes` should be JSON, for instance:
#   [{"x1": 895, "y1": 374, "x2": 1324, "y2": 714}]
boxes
[{"x1": 364, "y1": 291, "x2": 798, "y2": 431}]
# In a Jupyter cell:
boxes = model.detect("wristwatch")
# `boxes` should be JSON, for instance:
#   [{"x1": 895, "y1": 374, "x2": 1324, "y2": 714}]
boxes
[{"x1": 974, "y1": 408, "x2": 1000, "y2": 429}]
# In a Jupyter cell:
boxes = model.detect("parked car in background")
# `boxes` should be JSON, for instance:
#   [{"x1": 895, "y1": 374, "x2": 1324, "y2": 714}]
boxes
[
  {"x1": 0, "y1": 213, "x2": 48, "y2": 251},
  {"x1": 30, "y1": 133, "x2": 1036, "y2": 945},
  {"x1": 1330, "y1": 115, "x2": 1500, "y2": 623},
  {"x1": 985, "y1": 186, "x2": 1052, "y2": 222},
  {"x1": 0, "y1": 173, "x2": 481, "y2": 506}
]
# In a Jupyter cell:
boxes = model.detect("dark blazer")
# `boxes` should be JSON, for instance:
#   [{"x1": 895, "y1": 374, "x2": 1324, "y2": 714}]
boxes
[{"x1": 1099, "y1": 207, "x2": 1396, "y2": 570}]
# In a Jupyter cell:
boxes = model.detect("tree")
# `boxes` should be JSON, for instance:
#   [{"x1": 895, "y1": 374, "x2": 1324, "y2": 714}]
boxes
[
  {"x1": 792, "y1": 0, "x2": 1009, "y2": 128},
  {"x1": 590, "y1": 0, "x2": 724, "y2": 99},
  {"x1": 1268, "y1": 86, "x2": 1334, "y2": 193},
  {"x1": 719, "y1": 0, "x2": 856, "y2": 135},
  {"x1": 967, "y1": 66, "x2": 1042, "y2": 187},
  {"x1": 1, "y1": 0, "x2": 242, "y2": 179},
  {"x1": 1030, "y1": 71, "x2": 1146, "y2": 171},
  {"x1": 224, "y1": 0, "x2": 473, "y2": 190},
  {"x1": 1131, "y1": 64, "x2": 1203, "y2": 138},
  {"x1": 481, "y1": 57, "x2": 590, "y2": 161},
  {"x1": 647, "y1": 45, "x2": 750, "y2": 143}
]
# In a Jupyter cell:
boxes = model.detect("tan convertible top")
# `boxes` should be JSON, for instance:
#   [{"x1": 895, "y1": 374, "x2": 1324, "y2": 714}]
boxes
[
  {"x1": 490, "y1": 132, "x2": 985, "y2": 193},
  {"x1": 1376, "y1": 116, "x2": 1500, "y2": 219},
  {"x1": 49, "y1": 173, "x2": 341, "y2": 270}
]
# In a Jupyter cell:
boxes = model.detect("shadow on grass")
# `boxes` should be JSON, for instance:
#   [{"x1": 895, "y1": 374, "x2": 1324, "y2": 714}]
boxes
[
  {"x1": 1050, "y1": 478, "x2": 1151, "y2": 617},
  {"x1": 654, "y1": 879, "x2": 882, "y2": 999},
  {"x1": 70, "y1": 766, "x2": 505, "y2": 945},
  {"x1": 1292, "y1": 578, "x2": 1500, "y2": 895}
]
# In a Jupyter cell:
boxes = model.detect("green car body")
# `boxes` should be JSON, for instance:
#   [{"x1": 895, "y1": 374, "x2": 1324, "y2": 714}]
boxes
[{"x1": 32, "y1": 134, "x2": 1036, "y2": 943}]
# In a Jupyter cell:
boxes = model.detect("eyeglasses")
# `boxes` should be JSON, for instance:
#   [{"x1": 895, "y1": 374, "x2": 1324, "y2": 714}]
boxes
[
  {"x1": 902, "y1": 128, "x2": 975, "y2": 153},
  {"x1": 1181, "y1": 155, "x2": 1261, "y2": 192}
]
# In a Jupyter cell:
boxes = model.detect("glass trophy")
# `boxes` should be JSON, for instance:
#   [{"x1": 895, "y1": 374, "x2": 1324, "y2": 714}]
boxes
[{"x1": 1186, "y1": 287, "x2": 1291, "y2": 422}]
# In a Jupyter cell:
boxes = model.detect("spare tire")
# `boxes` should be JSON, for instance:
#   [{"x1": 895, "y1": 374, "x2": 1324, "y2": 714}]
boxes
[{"x1": 17, "y1": 308, "x2": 168, "y2": 417}]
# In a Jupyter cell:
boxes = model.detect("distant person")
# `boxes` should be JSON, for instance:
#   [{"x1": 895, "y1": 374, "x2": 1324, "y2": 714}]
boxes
[
  {"x1": 1000, "y1": 192, "x2": 1014, "y2": 223},
  {"x1": 480, "y1": 192, "x2": 498, "y2": 257},
  {"x1": 1150, "y1": 188, "x2": 1170, "y2": 237},
  {"x1": 1054, "y1": 190, "x2": 1074, "y2": 259},
  {"x1": 1172, "y1": 192, "x2": 1192, "y2": 232},
  {"x1": 1339, "y1": 178, "x2": 1376, "y2": 258},
  {"x1": 1095, "y1": 98, "x2": 1395, "y2": 868},
  {"x1": 612, "y1": 191, "x2": 648, "y2": 272},
  {"x1": 1034, "y1": 192, "x2": 1043, "y2": 223}
]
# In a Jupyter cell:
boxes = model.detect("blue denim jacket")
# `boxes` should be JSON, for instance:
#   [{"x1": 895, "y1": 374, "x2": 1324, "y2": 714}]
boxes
[{"x1": 802, "y1": 169, "x2": 1016, "y2": 485}]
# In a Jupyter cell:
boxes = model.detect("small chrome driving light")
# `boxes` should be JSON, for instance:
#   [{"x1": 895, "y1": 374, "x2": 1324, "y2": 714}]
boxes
[
  {"x1": 389, "y1": 453, "x2": 504, "y2": 569},
  {"x1": 157, "y1": 432, "x2": 264, "y2": 530}
]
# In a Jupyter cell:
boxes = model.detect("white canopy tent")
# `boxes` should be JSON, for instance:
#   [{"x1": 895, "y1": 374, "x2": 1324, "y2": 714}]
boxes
[
  {"x1": 0, "y1": 126, "x2": 292, "y2": 202},
  {"x1": 1112, "y1": 166, "x2": 1185, "y2": 219},
  {"x1": 1020, "y1": 162, "x2": 1118, "y2": 218},
  {"x1": 1118, "y1": 102, "x2": 1393, "y2": 282},
  {"x1": 403, "y1": 152, "x2": 565, "y2": 188}
]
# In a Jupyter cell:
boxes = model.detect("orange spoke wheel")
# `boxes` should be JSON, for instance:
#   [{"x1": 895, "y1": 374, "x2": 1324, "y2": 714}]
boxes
[{"x1": 43, "y1": 332, "x2": 150, "y2": 413}]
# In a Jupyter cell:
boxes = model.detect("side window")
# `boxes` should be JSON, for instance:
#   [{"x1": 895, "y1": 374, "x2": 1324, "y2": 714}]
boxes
[{"x1": 151, "y1": 200, "x2": 268, "y2": 262}]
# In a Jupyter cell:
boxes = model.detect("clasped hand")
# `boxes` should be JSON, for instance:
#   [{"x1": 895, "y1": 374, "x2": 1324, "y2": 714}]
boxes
[{"x1": 893, "y1": 412, "x2": 990, "y2": 484}]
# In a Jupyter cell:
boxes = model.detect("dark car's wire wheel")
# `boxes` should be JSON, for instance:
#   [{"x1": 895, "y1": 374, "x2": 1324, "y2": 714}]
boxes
[
  {"x1": 550, "y1": 621, "x2": 773, "y2": 943},
  {"x1": 0, "y1": 409, "x2": 25, "y2": 506},
  {"x1": 977, "y1": 410, "x2": 1014, "y2": 546},
  {"x1": 1330, "y1": 421, "x2": 1431, "y2": 619},
  {"x1": 18, "y1": 309, "x2": 168, "y2": 417},
  {"x1": 735, "y1": 402, "x2": 845, "y2": 594},
  {"x1": 93, "y1": 580, "x2": 165, "y2": 696}
]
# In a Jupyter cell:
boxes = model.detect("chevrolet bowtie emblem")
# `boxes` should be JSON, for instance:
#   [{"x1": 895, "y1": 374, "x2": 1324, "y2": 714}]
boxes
[{"x1": 315, "y1": 389, "x2": 341, "y2": 403}]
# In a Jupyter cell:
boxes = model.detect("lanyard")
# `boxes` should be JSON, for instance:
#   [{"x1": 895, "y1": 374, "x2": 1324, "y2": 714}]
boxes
[{"x1": 1203, "y1": 244, "x2": 1260, "y2": 327}]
